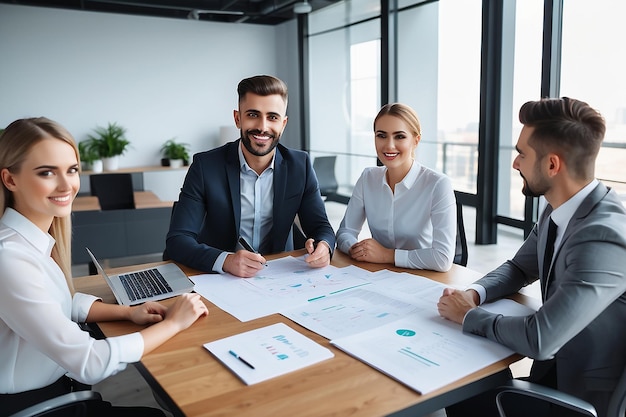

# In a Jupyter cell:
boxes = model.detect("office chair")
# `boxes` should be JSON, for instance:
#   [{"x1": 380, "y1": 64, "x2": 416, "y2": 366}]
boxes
[
  {"x1": 89, "y1": 173, "x2": 135, "y2": 210},
  {"x1": 313, "y1": 156, "x2": 350, "y2": 204},
  {"x1": 496, "y1": 363, "x2": 626, "y2": 417},
  {"x1": 453, "y1": 191, "x2": 469, "y2": 266},
  {"x1": 9, "y1": 391, "x2": 102, "y2": 417}
]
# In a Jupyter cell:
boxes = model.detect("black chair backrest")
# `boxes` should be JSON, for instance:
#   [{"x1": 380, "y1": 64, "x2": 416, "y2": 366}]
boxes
[
  {"x1": 453, "y1": 191, "x2": 469, "y2": 266},
  {"x1": 9, "y1": 391, "x2": 102, "y2": 417},
  {"x1": 607, "y1": 361, "x2": 626, "y2": 417},
  {"x1": 89, "y1": 173, "x2": 135, "y2": 210},
  {"x1": 313, "y1": 156, "x2": 339, "y2": 196}
]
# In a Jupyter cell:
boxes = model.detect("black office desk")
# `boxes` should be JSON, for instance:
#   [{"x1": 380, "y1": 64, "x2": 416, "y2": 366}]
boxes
[{"x1": 71, "y1": 192, "x2": 173, "y2": 265}]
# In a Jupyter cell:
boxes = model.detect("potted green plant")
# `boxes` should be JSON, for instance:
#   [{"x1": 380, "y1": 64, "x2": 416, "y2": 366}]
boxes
[
  {"x1": 78, "y1": 140, "x2": 103, "y2": 172},
  {"x1": 160, "y1": 138, "x2": 190, "y2": 168},
  {"x1": 88, "y1": 122, "x2": 131, "y2": 171}
]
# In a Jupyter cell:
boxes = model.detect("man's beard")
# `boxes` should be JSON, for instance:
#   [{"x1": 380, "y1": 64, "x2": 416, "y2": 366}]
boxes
[
  {"x1": 241, "y1": 129, "x2": 280, "y2": 157},
  {"x1": 520, "y1": 172, "x2": 548, "y2": 197}
]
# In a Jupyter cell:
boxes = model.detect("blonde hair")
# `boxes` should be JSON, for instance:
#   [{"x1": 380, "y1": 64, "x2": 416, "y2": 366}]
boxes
[
  {"x1": 374, "y1": 103, "x2": 422, "y2": 138},
  {"x1": 0, "y1": 118, "x2": 79, "y2": 292}
]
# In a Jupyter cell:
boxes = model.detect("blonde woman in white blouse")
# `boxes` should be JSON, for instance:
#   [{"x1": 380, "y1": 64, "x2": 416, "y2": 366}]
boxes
[
  {"x1": 0, "y1": 118, "x2": 208, "y2": 416},
  {"x1": 336, "y1": 103, "x2": 456, "y2": 272}
]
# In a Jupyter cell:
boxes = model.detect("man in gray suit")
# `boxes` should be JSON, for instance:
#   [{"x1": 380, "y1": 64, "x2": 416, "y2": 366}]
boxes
[{"x1": 438, "y1": 97, "x2": 626, "y2": 417}]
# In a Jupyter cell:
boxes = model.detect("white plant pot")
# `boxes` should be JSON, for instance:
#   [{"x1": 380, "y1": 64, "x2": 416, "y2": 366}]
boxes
[
  {"x1": 169, "y1": 159, "x2": 184, "y2": 168},
  {"x1": 91, "y1": 159, "x2": 103, "y2": 173},
  {"x1": 103, "y1": 156, "x2": 120, "y2": 171}
]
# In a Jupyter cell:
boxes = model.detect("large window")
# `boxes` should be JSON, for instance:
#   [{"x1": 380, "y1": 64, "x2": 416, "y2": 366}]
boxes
[
  {"x1": 397, "y1": 0, "x2": 482, "y2": 193},
  {"x1": 308, "y1": 0, "x2": 381, "y2": 193},
  {"x1": 435, "y1": 0, "x2": 482, "y2": 193},
  {"x1": 560, "y1": 0, "x2": 626, "y2": 197},
  {"x1": 498, "y1": 0, "x2": 544, "y2": 220}
]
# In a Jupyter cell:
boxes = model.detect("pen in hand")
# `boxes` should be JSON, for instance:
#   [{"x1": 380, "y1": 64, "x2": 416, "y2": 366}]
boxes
[
  {"x1": 229, "y1": 350, "x2": 255, "y2": 369},
  {"x1": 238, "y1": 236, "x2": 268, "y2": 267}
]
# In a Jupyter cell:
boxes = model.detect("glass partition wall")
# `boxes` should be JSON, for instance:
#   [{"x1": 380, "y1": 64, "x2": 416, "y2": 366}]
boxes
[{"x1": 305, "y1": 0, "x2": 625, "y2": 244}]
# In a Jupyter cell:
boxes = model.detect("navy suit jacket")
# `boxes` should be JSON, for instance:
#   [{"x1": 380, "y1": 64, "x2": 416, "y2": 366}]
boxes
[
  {"x1": 166, "y1": 140, "x2": 336, "y2": 273},
  {"x1": 464, "y1": 183, "x2": 626, "y2": 416}
]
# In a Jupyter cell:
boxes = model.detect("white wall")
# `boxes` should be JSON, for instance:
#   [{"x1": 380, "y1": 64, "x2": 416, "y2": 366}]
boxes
[{"x1": 0, "y1": 4, "x2": 300, "y2": 171}]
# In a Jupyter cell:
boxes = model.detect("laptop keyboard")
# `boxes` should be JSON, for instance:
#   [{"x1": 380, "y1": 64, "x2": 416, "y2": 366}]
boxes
[{"x1": 119, "y1": 269, "x2": 173, "y2": 301}]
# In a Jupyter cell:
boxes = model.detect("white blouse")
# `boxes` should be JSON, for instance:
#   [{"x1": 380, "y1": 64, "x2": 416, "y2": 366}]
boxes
[
  {"x1": 336, "y1": 162, "x2": 456, "y2": 271},
  {"x1": 0, "y1": 208, "x2": 143, "y2": 393}
]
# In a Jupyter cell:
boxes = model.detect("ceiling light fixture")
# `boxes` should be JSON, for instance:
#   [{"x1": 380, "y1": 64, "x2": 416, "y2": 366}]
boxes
[{"x1": 293, "y1": 1, "x2": 312, "y2": 14}]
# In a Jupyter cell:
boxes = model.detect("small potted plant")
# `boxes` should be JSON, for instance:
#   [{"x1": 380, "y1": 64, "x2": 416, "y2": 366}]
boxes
[
  {"x1": 160, "y1": 138, "x2": 190, "y2": 168},
  {"x1": 88, "y1": 122, "x2": 131, "y2": 171},
  {"x1": 78, "y1": 140, "x2": 103, "y2": 172}
]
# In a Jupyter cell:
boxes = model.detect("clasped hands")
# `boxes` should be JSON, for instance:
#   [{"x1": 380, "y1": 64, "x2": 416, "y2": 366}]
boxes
[
  {"x1": 437, "y1": 288, "x2": 479, "y2": 324},
  {"x1": 128, "y1": 293, "x2": 208, "y2": 329},
  {"x1": 349, "y1": 238, "x2": 394, "y2": 264}
]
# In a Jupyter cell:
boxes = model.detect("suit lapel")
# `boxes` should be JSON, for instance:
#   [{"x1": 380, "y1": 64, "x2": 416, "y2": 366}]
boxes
[
  {"x1": 226, "y1": 141, "x2": 242, "y2": 236},
  {"x1": 543, "y1": 183, "x2": 609, "y2": 299}
]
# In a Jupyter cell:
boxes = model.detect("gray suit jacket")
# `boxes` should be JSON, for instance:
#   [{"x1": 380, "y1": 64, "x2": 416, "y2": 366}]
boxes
[{"x1": 464, "y1": 183, "x2": 626, "y2": 415}]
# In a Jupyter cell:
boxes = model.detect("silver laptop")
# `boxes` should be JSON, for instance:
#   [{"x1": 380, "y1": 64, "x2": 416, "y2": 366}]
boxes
[{"x1": 86, "y1": 247, "x2": 195, "y2": 306}]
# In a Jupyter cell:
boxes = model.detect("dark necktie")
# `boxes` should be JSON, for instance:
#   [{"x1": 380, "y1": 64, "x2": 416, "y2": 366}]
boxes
[{"x1": 542, "y1": 218, "x2": 558, "y2": 280}]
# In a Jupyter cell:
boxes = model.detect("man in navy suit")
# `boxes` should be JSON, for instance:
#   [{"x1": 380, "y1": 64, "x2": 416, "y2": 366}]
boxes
[
  {"x1": 438, "y1": 97, "x2": 626, "y2": 417},
  {"x1": 166, "y1": 75, "x2": 336, "y2": 278}
]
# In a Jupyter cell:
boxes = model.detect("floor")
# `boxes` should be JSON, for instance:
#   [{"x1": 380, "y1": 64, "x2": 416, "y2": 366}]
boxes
[{"x1": 78, "y1": 201, "x2": 537, "y2": 417}]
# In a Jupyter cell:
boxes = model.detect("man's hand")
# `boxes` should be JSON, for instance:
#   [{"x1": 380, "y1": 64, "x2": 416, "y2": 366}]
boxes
[
  {"x1": 437, "y1": 288, "x2": 479, "y2": 324},
  {"x1": 223, "y1": 251, "x2": 267, "y2": 278},
  {"x1": 304, "y1": 238, "x2": 331, "y2": 268}
]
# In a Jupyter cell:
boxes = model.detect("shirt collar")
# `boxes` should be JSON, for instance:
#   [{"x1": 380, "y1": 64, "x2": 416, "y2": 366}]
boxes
[
  {"x1": 383, "y1": 160, "x2": 421, "y2": 190},
  {"x1": 1, "y1": 208, "x2": 56, "y2": 256},
  {"x1": 550, "y1": 179, "x2": 599, "y2": 228},
  {"x1": 238, "y1": 141, "x2": 275, "y2": 174}
]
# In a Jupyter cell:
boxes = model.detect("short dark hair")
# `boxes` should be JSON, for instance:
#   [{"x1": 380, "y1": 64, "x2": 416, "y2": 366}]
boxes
[
  {"x1": 519, "y1": 97, "x2": 605, "y2": 180},
  {"x1": 237, "y1": 75, "x2": 288, "y2": 107}
]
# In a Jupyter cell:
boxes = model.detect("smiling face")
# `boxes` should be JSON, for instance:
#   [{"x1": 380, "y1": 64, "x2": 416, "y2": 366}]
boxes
[
  {"x1": 234, "y1": 92, "x2": 288, "y2": 160},
  {"x1": 374, "y1": 114, "x2": 419, "y2": 174},
  {"x1": 1, "y1": 137, "x2": 80, "y2": 232}
]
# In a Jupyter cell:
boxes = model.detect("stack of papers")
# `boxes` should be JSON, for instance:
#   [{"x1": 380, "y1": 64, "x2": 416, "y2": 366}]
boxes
[{"x1": 197, "y1": 256, "x2": 536, "y2": 394}]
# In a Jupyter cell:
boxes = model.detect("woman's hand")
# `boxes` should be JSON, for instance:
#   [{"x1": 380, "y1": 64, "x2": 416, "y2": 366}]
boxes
[
  {"x1": 349, "y1": 238, "x2": 394, "y2": 264},
  {"x1": 163, "y1": 293, "x2": 209, "y2": 332},
  {"x1": 129, "y1": 302, "x2": 168, "y2": 325}
]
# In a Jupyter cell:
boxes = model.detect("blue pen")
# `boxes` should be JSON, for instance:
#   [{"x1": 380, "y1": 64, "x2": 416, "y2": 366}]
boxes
[{"x1": 229, "y1": 350, "x2": 255, "y2": 369}]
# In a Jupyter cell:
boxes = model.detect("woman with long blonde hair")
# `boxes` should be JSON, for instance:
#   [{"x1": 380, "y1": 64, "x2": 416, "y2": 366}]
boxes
[{"x1": 0, "y1": 117, "x2": 208, "y2": 415}]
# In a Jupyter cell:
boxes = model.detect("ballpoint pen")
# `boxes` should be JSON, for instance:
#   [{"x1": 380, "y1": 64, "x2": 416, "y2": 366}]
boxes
[
  {"x1": 238, "y1": 236, "x2": 268, "y2": 267},
  {"x1": 229, "y1": 350, "x2": 255, "y2": 369}
]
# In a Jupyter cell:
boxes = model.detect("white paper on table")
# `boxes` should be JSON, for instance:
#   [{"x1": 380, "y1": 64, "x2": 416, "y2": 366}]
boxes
[
  {"x1": 330, "y1": 312, "x2": 515, "y2": 395},
  {"x1": 192, "y1": 256, "x2": 374, "y2": 322},
  {"x1": 204, "y1": 322, "x2": 334, "y2": 385}
]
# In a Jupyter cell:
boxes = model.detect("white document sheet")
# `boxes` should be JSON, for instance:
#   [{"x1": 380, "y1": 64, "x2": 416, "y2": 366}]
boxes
[
  {"x1": 330, "y1": 312, "x2": 515, "y2": 395},
  {"x1": 192, "y1": 256, "x2": 374, "y2": 321},
  {"x1": 204, "y1": 322, "x2": 334, "y2": 385},
  {"x1": 281, "y1": 287, "x2": 427, "y2": 340}
]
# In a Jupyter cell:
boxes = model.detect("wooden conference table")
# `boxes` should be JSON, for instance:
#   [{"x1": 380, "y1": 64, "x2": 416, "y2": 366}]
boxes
[
  {"x1": 74, "y1": 250, "x2": 538, "y2": 417},
  {"x1": 72, "y1": 191, "x2": 173, "y2": 211}
]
